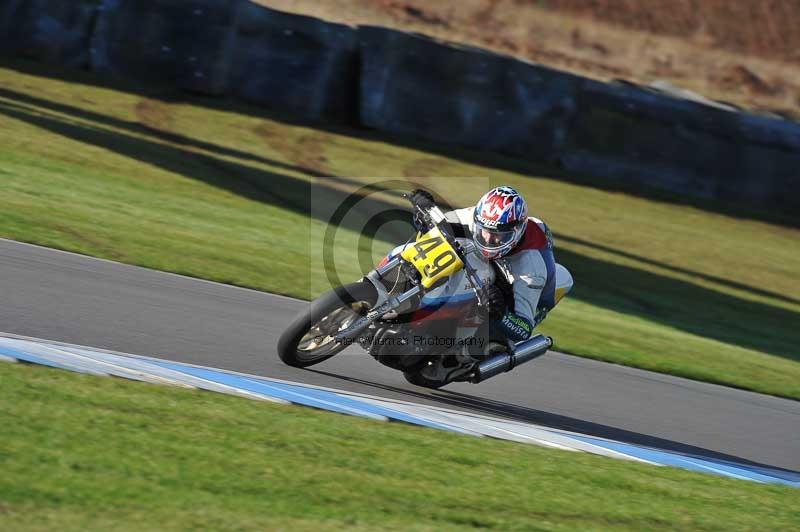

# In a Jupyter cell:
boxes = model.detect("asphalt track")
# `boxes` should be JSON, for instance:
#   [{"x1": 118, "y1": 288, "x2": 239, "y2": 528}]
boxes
[{"x1": 2, "y1": 238, "x2": 799, "y2": 472}]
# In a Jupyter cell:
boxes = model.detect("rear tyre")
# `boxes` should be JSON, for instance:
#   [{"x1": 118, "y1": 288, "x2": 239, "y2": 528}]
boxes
[
  {"x1": 403, "y1": 370, "x2": 446, "y2": 389},
  {"x1": 277, "y1": 281, "x2": 378, "y2": 368}
]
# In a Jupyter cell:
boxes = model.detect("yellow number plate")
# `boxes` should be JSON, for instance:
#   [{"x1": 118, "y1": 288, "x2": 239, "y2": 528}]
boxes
[{"x1": 400, "y1": 227, "x2": 464, "y2": 289}]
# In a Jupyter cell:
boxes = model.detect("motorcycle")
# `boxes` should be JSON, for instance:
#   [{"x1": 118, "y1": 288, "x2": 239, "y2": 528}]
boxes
[{"x1": 277, "y1": 195, "x2": 573, "y2": 388}]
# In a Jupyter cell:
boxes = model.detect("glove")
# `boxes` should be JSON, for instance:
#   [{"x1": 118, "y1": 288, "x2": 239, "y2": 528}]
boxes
[
  {"x1": 479, "y1": 283, "x2": 507, "y2": 322},
  {"x1": 409, "y1": 189, "x2": 435, "y2": 209},
  {"x1": 499, "y1": 311, "x2": 533, "y2": 342},
  {"x1": 409, "y1": 189, "x2": 435, "y2": 231}
]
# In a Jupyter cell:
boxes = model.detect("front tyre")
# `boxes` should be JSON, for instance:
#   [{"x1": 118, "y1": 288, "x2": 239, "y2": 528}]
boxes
[{"x1": 277, "y1": 281, "x2": 378, "y2": 368}]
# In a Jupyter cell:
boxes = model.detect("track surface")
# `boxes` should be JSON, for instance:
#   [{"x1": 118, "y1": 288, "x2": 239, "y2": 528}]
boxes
[{"x1": 2, "y1": 238, "x2": 799, "y2": 471}]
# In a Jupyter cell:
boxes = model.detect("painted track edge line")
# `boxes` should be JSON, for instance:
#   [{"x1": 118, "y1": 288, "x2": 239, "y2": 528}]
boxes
[{"x1": 2, "y1": 331, "x2": 798, "y2": 487}]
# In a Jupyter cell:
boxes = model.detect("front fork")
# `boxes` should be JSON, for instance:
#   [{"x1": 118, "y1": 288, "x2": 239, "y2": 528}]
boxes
[{"x1": 334, "y1": 257, "x2": 420, "y2": 343}]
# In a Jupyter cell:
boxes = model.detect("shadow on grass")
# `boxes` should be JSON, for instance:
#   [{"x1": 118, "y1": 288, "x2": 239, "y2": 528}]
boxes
[
  {"x1": 0, "y1": 86, "x2": 330, "y2": 179},
  {"x1": 3, "y1": 55, "x2": 798, "y2": 229},
  {"x1": 558, "y1": 233, "x2": 800, "y2": 307},
  {"x1": 3, "y1": 80, "x2": 797, "y2": 303},
  {"x1": 1, "y1": 80, "x2": 798, "y2": 362},
  {"x1": 0, "y1": 95, "x2": 414, "y2": 249},
  {"x1": 559, "y1": 247, "x2": 800, "y2": 362}
]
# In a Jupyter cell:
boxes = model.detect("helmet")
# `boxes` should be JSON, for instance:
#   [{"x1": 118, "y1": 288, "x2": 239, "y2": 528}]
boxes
[{"x1": 473, "y1": 186, "x2": 528, "y2": 260}]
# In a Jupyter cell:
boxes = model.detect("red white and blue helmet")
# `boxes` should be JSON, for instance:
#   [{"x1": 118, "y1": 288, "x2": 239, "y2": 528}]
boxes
[{"x1": 473, "y1": 186, "x2": 528, "y2": 259}]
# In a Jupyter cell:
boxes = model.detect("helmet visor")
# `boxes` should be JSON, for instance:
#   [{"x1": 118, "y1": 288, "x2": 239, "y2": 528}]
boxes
[{"x1": 474, "y1": 227, "x2": 516, "y2": 250}]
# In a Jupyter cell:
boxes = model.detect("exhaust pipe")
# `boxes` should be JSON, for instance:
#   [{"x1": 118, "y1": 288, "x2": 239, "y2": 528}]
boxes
[{"x1": 470, "y1": 334, "x2": 552, "y2": 383}]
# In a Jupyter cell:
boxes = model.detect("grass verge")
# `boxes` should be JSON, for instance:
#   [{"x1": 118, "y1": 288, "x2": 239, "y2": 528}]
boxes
[
  {"x1": 1, "y1": 59, "x2": 799, "y2": 398},
  {"x1": 1, "y1": 361, "x2": 798, "y2": 531}
]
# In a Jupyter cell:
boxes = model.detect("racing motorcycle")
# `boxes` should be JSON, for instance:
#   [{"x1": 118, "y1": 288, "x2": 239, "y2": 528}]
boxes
[{"x1": 277, "y1": 195, "x2": 573, "y2": 388}]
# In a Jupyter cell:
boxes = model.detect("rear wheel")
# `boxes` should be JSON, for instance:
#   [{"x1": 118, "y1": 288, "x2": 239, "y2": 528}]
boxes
[
  {"x1": 403, "y1": 370, "x2": 446, "y2": 389},
  {"x1": 277, "y1": 281, "x2": 378, "y2": 368}
]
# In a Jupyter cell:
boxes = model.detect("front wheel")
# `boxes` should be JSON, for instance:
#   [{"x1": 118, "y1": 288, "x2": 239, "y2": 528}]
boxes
[{"x1": 277, "y1": 281, "x2": 378, "y2": 368}]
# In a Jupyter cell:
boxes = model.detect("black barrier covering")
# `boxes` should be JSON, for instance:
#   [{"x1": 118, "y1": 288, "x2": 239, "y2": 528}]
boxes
[
  {"x1": 0, "y1": 0, "x2": 100, "y2": 67},
  {"x1": 91, "y1": 0, "x2": 238, "y2": 94},
  {"x1": 226, "y1": 2, "x2": 358, "y2": 122},
  {"x1": 1, "y1": 1, "x2": 798, "y2": 216},
  {"x1": 562, "y1": 80, "x2": 800, "y2": 214},
  {"x1": 359, "y1": 27, "x2": 579, "y2": 162},
  {"x1": 733, "y1": 113, "x2": 800, "y2": 214}
]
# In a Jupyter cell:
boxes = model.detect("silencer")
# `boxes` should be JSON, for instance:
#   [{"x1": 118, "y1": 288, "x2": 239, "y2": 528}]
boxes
[{"x1": 471, "y1": 334, "x2": 552, "y2": 383}]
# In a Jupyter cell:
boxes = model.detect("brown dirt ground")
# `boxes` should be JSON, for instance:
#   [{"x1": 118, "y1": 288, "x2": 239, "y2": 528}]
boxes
[
  {"x1": 255, "y1": 122, "x2": 331, "y2": 176},
  {"x1": 135, "y1": 99, "x2": 174, "y2": 132},
  {"x1": 256, "y1": 0, "x2": 800, "y2": 120}
]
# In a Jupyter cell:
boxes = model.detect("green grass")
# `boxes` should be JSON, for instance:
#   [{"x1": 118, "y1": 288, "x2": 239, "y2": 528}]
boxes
[
  {"x1": 1, "y1": 361, "x2": 798, "y2": 531},
  {"x1": 1, "y1": 59, "x2": 799, "y2": 398}
]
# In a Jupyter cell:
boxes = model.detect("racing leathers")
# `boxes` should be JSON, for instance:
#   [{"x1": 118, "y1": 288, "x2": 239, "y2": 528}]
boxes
[{"x1": 444, "y1": 207, "x2": 557, "y2": 344}]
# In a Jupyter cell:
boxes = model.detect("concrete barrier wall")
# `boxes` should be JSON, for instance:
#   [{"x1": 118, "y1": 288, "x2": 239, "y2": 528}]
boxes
[
  {"x1": 91, "y1": 0, "x2": 237, "y2": 94},
  {"x1": 358, "y1": 27, "x2": 579, "y2": 162},
  {"x1": 562, "y1": 80, "x2": 800, "y2": 212},
  {"x1": 1, "y1": 0, "x2": 798, "y2": 216},
  {"x1": 90, "y1": 0, "x2": 358, "y2": 118},
  {"x1": 228, "y1": 2, "x2": 358, "y2": 121},
  {"x1": 0, "y1": 0, "x2": 100, "y2": 67}
]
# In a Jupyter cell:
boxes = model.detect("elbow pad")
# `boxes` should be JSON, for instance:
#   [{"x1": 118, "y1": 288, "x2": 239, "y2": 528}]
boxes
[{"x1": 498, "y1": 311, "x2": 533, "y2": 342}]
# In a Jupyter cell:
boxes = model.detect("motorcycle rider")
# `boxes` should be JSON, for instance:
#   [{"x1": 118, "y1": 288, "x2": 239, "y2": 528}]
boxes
[{"x1": 409, "y1": 186, "x2": 556, "y2": 349}]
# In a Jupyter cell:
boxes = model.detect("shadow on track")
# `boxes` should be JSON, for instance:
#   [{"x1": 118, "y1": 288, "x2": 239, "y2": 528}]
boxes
[
  {"x1": 306, "y1": 368, "x2": 800, "y2": 475},
  {"x1": 3, "y1": 56, "x2": 798, "y2": 229}
]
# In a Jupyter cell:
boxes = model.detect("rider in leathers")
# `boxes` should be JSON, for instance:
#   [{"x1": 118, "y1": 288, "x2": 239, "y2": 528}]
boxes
[{"x1": 409, "y1": 186, "x2": 556, "y2": 350}]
